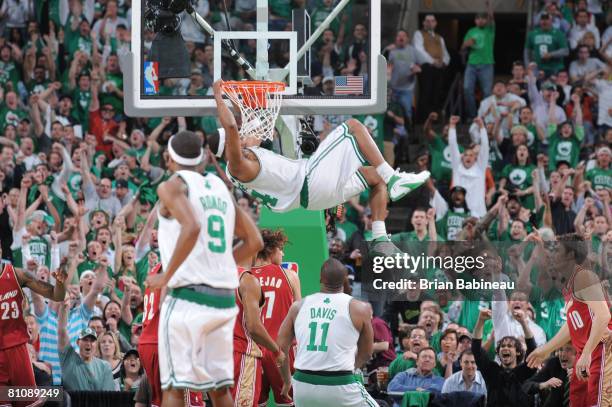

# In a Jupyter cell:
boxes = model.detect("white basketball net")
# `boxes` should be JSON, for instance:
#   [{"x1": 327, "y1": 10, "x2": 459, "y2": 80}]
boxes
[{"x1": 222, "y1": 81, "x2": 285, "y2": 141}]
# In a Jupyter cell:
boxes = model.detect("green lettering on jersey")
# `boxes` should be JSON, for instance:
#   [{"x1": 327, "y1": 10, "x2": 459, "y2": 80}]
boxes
[
  {"x1": 250, "y1": 190, "x2": 279, "y2": 208},
  {"x1": 306, "y1": 321, "x2": 330, "y2": 352}
]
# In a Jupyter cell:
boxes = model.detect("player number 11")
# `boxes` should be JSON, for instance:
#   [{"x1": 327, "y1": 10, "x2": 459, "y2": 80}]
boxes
[{"x1": 306, "y1": 321, "x2": 330, "y2": 352}]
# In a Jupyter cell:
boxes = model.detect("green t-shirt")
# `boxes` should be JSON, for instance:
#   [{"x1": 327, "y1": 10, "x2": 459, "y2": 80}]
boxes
[
  {"x1": 429, "y1": 134, "x2": 461, "y2": 185},
  {"x1": 27, "y1": 79, "x2": 51, "y2": 95},
  {"x1": 269, "y1": 0, "x2": 291, "y2": 19},
  {"x1": 531, "y1": 287, "x2": 566, "y2": 340},
  {"x1": 525, "y1": 27, "x2": 568, "y2": 73},
  {"x1": 388, "y1": 355, "x2": 443, "y2": 380},
  {"x1": 463, "y1": 24, "x2": 495, "y2": 65},
  {"x1": 586, "y1": 167, "x2": 612, "y2": 190},
  {"x1": 501, "y1": 163, "x2": 536, "y2": 210},
  {"x1": 59, "y1": 345, "x2": 116, "y2": 391},
  {"x1": 0, "y1": 60, "x2": 21, "y2": 91},
  {"x1": 391, "y1": 231, "x2": 432, "y2": 243},
  {"x1": 310, "y1": 6, "x2": 340, "y2": 35},
  {"x1": 67, "y1": 35, "x2": 93, "y2": 58},
  {"x1": 547, "y1": 124, "x2": 584, "y2": 170},
  {"x1": 436, "y1": 209, "x2": 469, "y2": 241},
  {"x1": 336, "y1": 220, "x2": 358, "y2": 242},
  {"x1": 72, "y1": 89, "x2": 92, "y2": 132},
  {"x1": 0, "y1": 106, "x2": 27, "y2": 130},
  {"x1": 11, "y1": 233, "x2": 51, "y2": 268},
  {"x1": 100, "y1": 72, "x2": 124, "y2": 112}
]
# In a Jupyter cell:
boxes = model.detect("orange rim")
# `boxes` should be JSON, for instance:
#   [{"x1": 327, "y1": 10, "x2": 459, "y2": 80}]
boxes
[{"x1": 221, "y1": 80, "x2": 286, "y2": 93}]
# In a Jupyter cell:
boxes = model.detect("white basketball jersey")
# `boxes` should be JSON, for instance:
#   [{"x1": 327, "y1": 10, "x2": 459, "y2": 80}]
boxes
[
  {"x1": 226, "y1": 147, "x2": 306, "y2": 212},
  {"x1": 157, "y1": 170, "x2": 238, "y2": 289},
  {"x1": 294, "y1": 292, "x2": 359, "y2": 372}
]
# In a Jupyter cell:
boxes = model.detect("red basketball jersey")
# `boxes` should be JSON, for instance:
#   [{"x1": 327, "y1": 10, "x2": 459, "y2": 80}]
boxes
[
  {"x1": 563, "y1": 266, "x2": 612, "y2": 354},
  {"x1": 139, "y1": 264, "x2": 162, "y2": 345},
  {"x1": 233, "y1": 268, "x2": 263, "y2": 357},
  {"x1": 251, "y1": 263, "x2": 296, "y2": 340},
  {"x1": 0, "y1": 263, "x2": 29, "y2": 350}
]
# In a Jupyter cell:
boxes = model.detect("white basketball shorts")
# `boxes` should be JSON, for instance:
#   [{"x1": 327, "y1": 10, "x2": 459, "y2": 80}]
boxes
[
  {"x1": 301, "y1": 122, "x2": 369, "y2": 211},
  {"x1": 158, "y1": 288, "x2": 238, "y2": 392}
]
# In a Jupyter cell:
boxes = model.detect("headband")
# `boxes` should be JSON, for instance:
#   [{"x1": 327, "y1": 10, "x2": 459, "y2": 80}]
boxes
[
  {"x1": 215, "y1": 128, "x2": 226, "y2": 158},
  {"x1": 168, "y1": 136, "x2": 203, "y2": 166}
]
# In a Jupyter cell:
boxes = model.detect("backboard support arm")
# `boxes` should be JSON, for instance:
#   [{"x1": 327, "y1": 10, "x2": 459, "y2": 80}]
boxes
[
  {"x1": 284, "y1": 0, "x2": 351, "y2": 73},
  {"x1": 185, "y1": 4, "x2": 257, "y2": 79}
]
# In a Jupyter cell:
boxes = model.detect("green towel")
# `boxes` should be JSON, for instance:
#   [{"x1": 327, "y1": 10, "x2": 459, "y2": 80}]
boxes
[{"x1": 401, "y1": 391, "x2": 430, "y2": 407}]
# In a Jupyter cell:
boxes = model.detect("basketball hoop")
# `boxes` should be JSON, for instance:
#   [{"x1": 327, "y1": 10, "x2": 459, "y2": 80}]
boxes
[{"x1": 221, "y1": 81, "x2": 285, "y2": 141}]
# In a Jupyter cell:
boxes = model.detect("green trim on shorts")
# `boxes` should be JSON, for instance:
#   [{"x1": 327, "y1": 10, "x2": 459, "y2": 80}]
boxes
[
  {"x1": 293, "y1": 371, "x2": 357, "y2": 386},
  {"x1": 161, "y1": 377, "x2": 234, "y2": 392},
  {"x1": 169, "y1": 287, "x2": 236, "y2": 309},
  {"x1": 344, "y1": 130, "x2": 367, "y2": 165},
  {"x1": 359, "y1": 382, "x2": 378, "y2": 407},
  {"x1": 306, "y1": 129, "x2": 347, "y2": 178},
  {"x1": 163, "y1": 297, "x2": 178, "y2": 382},
  {"x1": 300, "y1": 176, "x2": 310, "y2": 208},
  {"x1": 355, "y1": 170, "x2": 369, "y2": 190}
]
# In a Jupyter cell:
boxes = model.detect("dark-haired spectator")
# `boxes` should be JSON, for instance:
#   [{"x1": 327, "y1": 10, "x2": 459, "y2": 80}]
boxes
[
  {"x1": 568, "y1": 9, "x2": 601, "y2": 50},
  {"x1": 533, "y1": 1, "x2": 571, "y2": 34},
  {"x1": 449, "y1": 116, "x2": 489, "y2": 218},
  {"x1": 461, "y1": 0, "x2": 495, "y2": 120},
  {"x1": 569, "y1": 45, "x2": 606, "y2": 83},
  {"x1": 472, "y1": 308, "x2": 537, "y2": 407},
  {"x1": 437, "y1": 328, "x2": 459, "y2": 378},
  {"x1": 478, "y1": 80, "x2": 526, "y2": 125},
  {"x1": 525, "y1": 13, "x2": 569, "y2": 77},
  {"x1": 92, "y1": 0, "x2": 128, "y2": 39},
  {"x1": 413, "y1": 14, "x2": 450, "y2": 121},
  {"x1": 526, "y1": 63, "x2": 567, "y2": 130},
  {"x1": 118, "y1": 349, "x2": 144, "y2": 392},
  {"x1": 550, "y1": 169, "x2": 578, "y2": 235},
  {"x1": 368, "y1": 313, "x2": 396, "y2": 376},
  {"x1": 391, "y1": 207, "x2": 437, "y2": 243},
  {"x1": 522, "y1": 343, "x2": 580, "y2": 407},
  {"x1": 441, "y1": 350, "x2": 487, "y2": 400}
]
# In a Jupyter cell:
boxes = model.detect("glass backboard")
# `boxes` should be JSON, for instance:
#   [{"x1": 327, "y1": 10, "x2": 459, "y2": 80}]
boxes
[{"x1": 124, "y1": 0, "x2": 385, "y2": 117}]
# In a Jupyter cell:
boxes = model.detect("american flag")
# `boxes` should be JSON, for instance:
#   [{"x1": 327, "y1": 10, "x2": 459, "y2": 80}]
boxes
[{"x1": 334, "y1": 76, "x2": 364, "y2": 95}]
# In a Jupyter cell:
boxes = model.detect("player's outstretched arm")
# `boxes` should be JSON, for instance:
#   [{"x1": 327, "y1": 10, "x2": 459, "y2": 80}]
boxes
[
  {"x1": 147, "y1": 177, "x2": 201, "y2": 289},
  {"x1": 527, "y1": 323, "x2": 570, "y2": 368},
  {"x1": 16, "y1": 266, "x2": 67, "y2": 302},
  {"x1": 351, "y1": 299, "x2": 374, "y2": 369},
  {"x1": 240, "y1": 273, "x2": 283, "y2": 355},
  {"x1": 276, "y1": 300, "x2": 302, "y2": 396},
  {"x1": 212, "y1": 80, "x2": 259, "y2": 181},
  {"x1": 233, "y1": 199, "x2": 264, "y2": 266}
]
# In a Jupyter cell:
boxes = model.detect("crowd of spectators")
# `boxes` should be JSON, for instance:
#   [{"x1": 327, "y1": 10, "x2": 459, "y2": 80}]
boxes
[{"x1": 0, "y1": 0, "x2": 610, "y2": 406}]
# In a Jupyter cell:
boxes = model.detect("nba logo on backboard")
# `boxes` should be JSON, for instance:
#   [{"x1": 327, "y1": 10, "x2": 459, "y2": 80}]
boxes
[{"x1": 143, "y1": 62, "x2": 159, "y2": 95}]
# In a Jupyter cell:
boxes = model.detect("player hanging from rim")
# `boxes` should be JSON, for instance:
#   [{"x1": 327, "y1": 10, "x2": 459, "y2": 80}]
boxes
[
  {"x1": 208, "y1": 80, "x2": 430, "y2": 245},
  {"x1": 0, "y1": 247, "x2": 68, "y2": 407},
  {"x1": 232, "y1": 265, "x2": 286, "y2": 407},
  {"x1": 145, "y1": 130, "x2": 263, "y2": 407},
  {"x1": 276, "y1": 258, "x2": 378, "y2": 407},
  {"x1": 252, "y1": 229, "x2": 301, "y2": 407},
  {"x1": 526, "y1": 234, "x2": 612, "y2": 407}
]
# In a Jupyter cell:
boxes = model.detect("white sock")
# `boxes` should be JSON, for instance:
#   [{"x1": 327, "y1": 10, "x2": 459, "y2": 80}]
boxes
[
  {"x1": 376, "y1": 163, "x2": 395, "y2": 184},
  {"x1": 372, "y1": 221, "x2": 387, "y2": 239}
]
